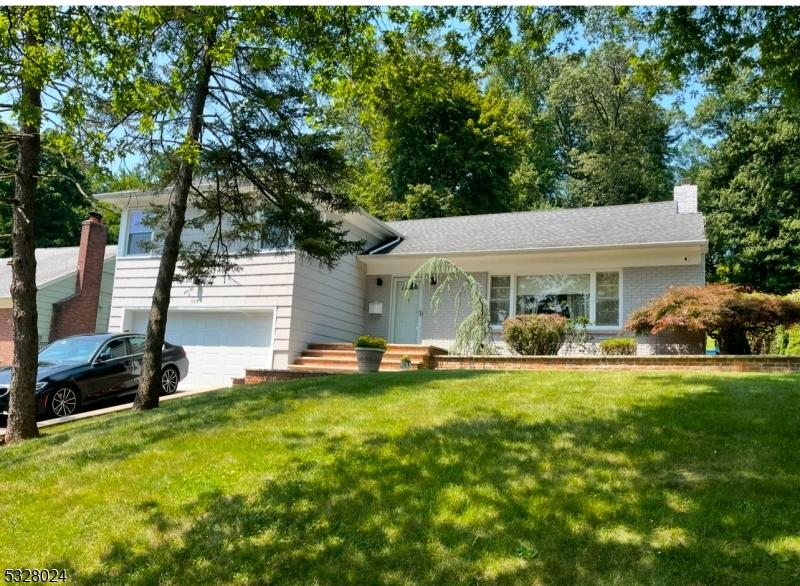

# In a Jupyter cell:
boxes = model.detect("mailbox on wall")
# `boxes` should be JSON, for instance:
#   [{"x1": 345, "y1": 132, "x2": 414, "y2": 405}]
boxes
[{"x1": 368, "y1": 301, "x2": 383, "y2": 315}]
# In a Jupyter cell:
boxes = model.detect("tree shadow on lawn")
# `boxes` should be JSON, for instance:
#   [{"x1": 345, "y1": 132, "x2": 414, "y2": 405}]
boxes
[
  {"x1": 72, "y1": 373, "x2": 800, "y2": 585},
  {"x1": 1, "y1": 370, "x2": 491, "y2": 470}
]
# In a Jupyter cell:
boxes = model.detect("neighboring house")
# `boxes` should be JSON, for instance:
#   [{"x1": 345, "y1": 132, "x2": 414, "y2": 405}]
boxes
[
  {"x1": 97, "y1": 184, "x2": 706, "y2": 388},
  {"x1": 0, "y1": 213, "x2": 116, "y2": 365}
]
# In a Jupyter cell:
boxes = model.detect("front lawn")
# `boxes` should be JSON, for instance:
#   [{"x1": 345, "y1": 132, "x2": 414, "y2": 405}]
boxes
[{"x1": 2, "y1": 371, "x2": 799, "y2": 584}]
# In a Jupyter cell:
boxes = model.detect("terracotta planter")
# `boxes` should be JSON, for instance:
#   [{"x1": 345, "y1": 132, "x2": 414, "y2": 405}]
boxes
[{"x1": 355, "y1": 347, "x2": 385, "y2": 373}]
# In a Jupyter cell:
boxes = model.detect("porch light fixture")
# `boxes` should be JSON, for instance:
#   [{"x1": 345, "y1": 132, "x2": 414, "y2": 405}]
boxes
[{"x1": 377, "y1": 277, "x2": 383, "y2": 286}]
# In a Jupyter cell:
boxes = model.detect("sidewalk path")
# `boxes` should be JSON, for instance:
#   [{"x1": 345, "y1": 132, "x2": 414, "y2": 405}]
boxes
[{"x1": 1, "y1": 385, "x2": 222, "y2": 443}]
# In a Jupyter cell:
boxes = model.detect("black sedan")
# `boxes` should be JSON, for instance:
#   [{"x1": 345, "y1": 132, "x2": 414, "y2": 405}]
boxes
[{"x1": 0, "y1": 333, "x2": 189, "y2": 419}]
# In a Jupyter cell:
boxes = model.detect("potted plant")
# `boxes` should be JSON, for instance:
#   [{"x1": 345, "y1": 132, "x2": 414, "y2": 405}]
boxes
[
  {"x1": 400, "y1": 354, "x2": 412, "y2": 370},
  {"x1": 353, "y1": 336, "x2": 388, "y2": 373}
]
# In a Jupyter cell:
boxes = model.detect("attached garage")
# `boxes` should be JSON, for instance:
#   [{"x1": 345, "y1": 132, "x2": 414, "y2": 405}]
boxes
[{"x1": 129, "y1": 309, "x2": 275, "y2": 390}]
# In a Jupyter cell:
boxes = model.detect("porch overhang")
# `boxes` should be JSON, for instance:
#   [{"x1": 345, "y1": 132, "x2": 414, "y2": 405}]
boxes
[{"x1": 358, "y1": 241, "x2": 708, "y2": 275}]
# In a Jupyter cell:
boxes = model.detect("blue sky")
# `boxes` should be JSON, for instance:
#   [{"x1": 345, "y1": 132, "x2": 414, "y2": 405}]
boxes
[{"x1": 3, "y1": 8, "x2": 710, "y2": 179}]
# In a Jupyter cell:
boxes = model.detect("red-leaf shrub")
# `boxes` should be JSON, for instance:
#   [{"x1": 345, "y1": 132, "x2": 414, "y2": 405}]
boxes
[
  {"x1": 503, "y1": 314, "x2": 568, "y2": 355},
  {"x1": 626, "y1": 284, "x2": 800, "y2": 354}
]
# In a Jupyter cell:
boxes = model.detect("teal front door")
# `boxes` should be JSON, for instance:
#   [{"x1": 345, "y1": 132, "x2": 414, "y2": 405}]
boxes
[{"x1": 392, "y1": 278, "x2": 420, "y2": 343}]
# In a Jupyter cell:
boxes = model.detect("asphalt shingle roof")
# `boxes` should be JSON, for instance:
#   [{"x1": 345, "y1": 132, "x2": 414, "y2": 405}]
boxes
[
  {"x1": 377, "y1": 201, "x2": 706, "y2": 255},
  {"x1": 0, "y1": 245, "x2": 116, "y2": 297}
]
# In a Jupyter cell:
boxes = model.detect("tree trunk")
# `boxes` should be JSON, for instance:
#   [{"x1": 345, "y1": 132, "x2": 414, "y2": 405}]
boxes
[
  {"x1": 132, "y1": 33, "x2": 215, "y2": 411},
  {"x1": 718, "y1": 328, "x2": 751, "y2": 355},
  {"x1": 5, "y1": 29, "x2": 42, "y2": 443}
]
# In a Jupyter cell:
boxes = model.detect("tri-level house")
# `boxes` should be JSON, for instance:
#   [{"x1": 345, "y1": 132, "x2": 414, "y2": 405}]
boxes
[{"x1": 97, "y1": 184, "x2": 706, "y2": 389}]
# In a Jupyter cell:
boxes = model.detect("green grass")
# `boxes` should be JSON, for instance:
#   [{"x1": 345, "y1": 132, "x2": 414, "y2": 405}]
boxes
[{"x1": 2, "y1": 370, "x2": 799, "y2": 585}]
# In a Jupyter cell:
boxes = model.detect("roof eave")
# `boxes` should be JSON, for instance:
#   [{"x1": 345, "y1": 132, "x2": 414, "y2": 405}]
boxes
[
  {"x1": 358, "y1": 239, "x2": 709, "y2": 260},
  {"x1": 96, "y1": 188, "x2": 404, "y2": 240},
  {"x1": 0, "y1": 253, "x2": 116, "y2": 301}
]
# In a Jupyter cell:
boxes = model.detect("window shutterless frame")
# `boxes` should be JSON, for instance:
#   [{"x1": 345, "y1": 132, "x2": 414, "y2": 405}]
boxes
[
  {"x1": 488, "y1": 270, "x2": 623, "y2": 332},
  {"x1": 123, "y1": 209, "x2": 155, "y2": 257}
]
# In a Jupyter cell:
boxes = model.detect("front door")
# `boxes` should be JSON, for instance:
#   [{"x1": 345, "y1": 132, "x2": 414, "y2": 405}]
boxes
[{"x1": 392, "y1": 278, "x2": 420, "y2": 343}]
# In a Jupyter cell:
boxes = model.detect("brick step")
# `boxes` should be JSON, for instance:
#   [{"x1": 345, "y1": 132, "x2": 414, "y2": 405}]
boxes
[
  {"x1": 294, "y1": 356, "x2": 422, "y2": 368},
  {"x1": 289, "y1": 342, "x2": 447, "y2": 374},
  {"x1": 287, "y1": 364, "x2": 356, "y2": 374},
  {"x1": 288, "y1": 364, "x2": 407, "y2": 373},
  {"x1": 301, "y1": 349, "x2": 429, "y2": 359},
  {"x1": 307, "y1": 343, "x2": 447, "y2": 354}
]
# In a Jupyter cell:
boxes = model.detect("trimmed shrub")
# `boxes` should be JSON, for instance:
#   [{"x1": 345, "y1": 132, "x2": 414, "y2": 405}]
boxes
[
  {"x1": 502, "y1": 314, "x2": 568, "y2": 355},
  {"x1": 354, "y1": 335, "x2": 387, "y2": 350},
  {"x1": 599, "y1": 338, "x2": 637, "y2": 356}
]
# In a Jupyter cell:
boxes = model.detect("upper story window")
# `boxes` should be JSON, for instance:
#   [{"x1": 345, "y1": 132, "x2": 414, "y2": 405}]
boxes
[
  {"x1": 126, "y1": 210, "x2": 154, "y2": 255},
  {"x1": 259, "y1": 224, "x2": 292, "y2": 251}
]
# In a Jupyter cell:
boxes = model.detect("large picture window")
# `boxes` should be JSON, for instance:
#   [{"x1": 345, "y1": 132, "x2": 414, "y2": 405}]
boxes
[
  {"x1": 516, "y1": 274, "x2": 590, "y2": 320},
  {"x1": 489, "y1": 271, "x2": 622, "y2": 329}
]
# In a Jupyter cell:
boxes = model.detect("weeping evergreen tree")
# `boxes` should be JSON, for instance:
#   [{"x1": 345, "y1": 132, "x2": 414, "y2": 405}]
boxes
[{"x1": 403, "y1": 257, "x2": 495, "y2": 355}]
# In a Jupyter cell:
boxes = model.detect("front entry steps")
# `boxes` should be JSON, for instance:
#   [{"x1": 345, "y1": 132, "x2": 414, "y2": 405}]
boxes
[{"x1": 288, "y1": 343, "x2": 448, "y2": 373}]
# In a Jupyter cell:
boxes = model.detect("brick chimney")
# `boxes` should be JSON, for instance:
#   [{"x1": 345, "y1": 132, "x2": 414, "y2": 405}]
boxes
[
  {"x1": 674, "y1": 182, "x2": 698, "y2": 214},
  {"x1": 49, "y1": 213, "x2": 108, "y2": 340}
]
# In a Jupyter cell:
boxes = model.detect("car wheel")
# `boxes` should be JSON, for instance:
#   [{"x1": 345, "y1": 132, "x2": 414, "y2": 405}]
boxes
[
  {"x1": 161, "y1": 366, "x2": 179, "y2": 395},
  {"x1": 48, "y1": 386, "x2": 80, "y2": 418}
]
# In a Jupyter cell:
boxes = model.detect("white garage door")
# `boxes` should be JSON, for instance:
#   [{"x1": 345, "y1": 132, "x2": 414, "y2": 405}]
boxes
[{"x1": 130, "y1": 310, "x2": 274, "y2": 390}]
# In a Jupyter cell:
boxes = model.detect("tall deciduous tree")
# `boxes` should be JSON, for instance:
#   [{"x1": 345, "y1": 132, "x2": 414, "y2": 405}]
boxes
[
  {"x1": 640, "y1": 6, "x2": 800, "y2": 105},
  {"x1": 336, "y1": 34, "x2": 530, "y2": 220},
  {"x1": 546, "y1": 43, "x2": 675, "y2": 207},
  {"x1": 0, "y1": 125, "x2": 117, "y2": 256},
  {"x1": 0, "y1": 7, "x2": 106, "y2": 442},
  {"x1": 692, "y1": 76, "x2": 800, "y2": 294},
  {"x1": 113, "y1": 7, "x2": 375, "y2": 410}
]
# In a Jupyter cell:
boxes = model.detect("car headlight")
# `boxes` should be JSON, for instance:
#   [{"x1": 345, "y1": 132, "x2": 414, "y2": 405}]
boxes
[{"x1": 35, "y1": 382, "x2": 49, "y2": 391}]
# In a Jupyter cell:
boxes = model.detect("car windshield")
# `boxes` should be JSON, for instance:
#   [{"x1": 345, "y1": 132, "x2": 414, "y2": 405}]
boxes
[{"x1": 39, "y1": 338, "x2": 104, "y2": 364}]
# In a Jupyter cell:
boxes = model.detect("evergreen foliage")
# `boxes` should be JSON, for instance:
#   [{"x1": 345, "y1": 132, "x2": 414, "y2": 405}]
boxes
[{"x1": 404, "y1": 257, "x2": 494, "y2": 355}]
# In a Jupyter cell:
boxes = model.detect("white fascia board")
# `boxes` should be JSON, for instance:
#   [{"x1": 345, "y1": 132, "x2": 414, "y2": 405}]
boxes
[
  {"x1": 358, "y1": 242, "x2": 708, "y2": 275},
  {"x1": 358, "y1": 239, "x2": 708, "y2": 260},
  {"x1": 98, "y1": 186, "x2": 403, "y2": 241}
]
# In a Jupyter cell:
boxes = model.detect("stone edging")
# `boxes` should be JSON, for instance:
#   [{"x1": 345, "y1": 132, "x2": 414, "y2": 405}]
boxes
[{"x1": 429, "y1": 354, "x2": 800, "y2": 373}]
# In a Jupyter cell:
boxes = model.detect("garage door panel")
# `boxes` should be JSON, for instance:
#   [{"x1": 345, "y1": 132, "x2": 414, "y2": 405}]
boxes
[{"x1": 130, "y1": 310, "x2": 273, "y2": 390}]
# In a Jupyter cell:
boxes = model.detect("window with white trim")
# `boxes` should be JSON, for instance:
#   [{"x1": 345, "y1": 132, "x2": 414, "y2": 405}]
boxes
[
  {"x1": 489, "y1": 271, "x2": 622, "y2": 328},
  {"x1": 126, "y1": 210, "x2": 154, "y2": 255},
  {"x1": 489, "y1": 276, "x2": 511, "y2": 326},
  {"x1": 595, "y1": 271, "x2": 620, "y2": 326},
  {"x1": 516, "y1": 274, "x2": 590, "y2": 320}
]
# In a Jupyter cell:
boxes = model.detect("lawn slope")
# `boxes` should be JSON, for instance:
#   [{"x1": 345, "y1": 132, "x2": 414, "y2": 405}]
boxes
[{"x1": 1, "y1": 370, "x2": 799, "y2": 585}]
